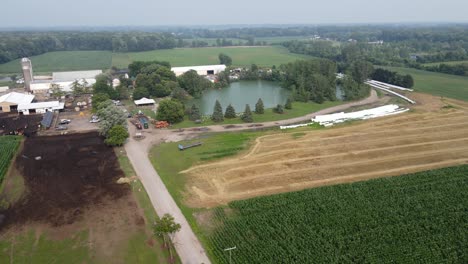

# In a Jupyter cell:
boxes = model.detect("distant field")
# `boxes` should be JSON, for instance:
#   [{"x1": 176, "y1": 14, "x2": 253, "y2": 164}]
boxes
[
  {"x1": 384, "y1": 66, "x2": 468, "y2": 101},
  {"x1": 0, "y1": 47, "x2": 313, "y2": 74},
  {"x1": 0, "y1": 51, "x2": 113, "y2": 74},
  {"x1": 112, "y1": 46, "x2": 313, "y2": 68},
  {"x1": 204, "y1": 165, "x2": 468, "y2": 263},
  {"x1": 423, "y1": 60, "x2": 468, "y2": 66}
]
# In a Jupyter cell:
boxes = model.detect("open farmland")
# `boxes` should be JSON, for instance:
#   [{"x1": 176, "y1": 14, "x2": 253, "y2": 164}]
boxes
[
  {"x1": 112, "y1": 46, "x2": 313, "y2": 68},
  {"x1": 0, "y1": 51, "x2": 113, "y2": 74},
  {"x1": 182, "y1": 96, "x2": 468, "y2": 207},
  {"x1": 203, "y1": 165, "x2": 468, "y2": 263},
  {"x1": 383, "y1": 66, "x2": 468, "y2": 101}
]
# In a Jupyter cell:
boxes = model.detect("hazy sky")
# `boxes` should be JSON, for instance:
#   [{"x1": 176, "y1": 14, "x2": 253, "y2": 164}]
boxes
[{"x1": 2, "y1": 0, "x2": 468, "y2": 27}]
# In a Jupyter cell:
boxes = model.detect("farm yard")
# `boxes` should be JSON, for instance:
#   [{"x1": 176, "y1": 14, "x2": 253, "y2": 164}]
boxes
[
  {"x1": 0, "y1": 133, "x2": 176, "y2": 263},
  {"x1": 182, "y1": 95, "x2": 468, "y2": 207},
  {"x1": 203, "y1": 165, "x2": 468, "y2": 263}
]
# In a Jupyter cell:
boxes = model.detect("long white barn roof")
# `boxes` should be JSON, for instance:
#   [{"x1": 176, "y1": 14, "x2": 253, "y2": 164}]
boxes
[
  {"x1": 53, "y1": 70, "x2": 102, "y2": 82},
  {"x1": 18, "y1": 101, "x2": 64, "y2": 110},
  {"x1": 171, "y1": 64, "x2": 226, "y2": 74},
  {"x1": 0, "y1": 92, "x2": 34, "y2": 105}
]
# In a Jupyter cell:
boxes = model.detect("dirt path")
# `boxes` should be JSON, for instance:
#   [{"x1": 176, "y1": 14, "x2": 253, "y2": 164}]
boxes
[{"x1": 124, "y1": 135, "x2": 211, "y2": 264}]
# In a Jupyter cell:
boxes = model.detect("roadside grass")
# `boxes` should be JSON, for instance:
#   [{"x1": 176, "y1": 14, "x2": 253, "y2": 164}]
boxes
[
  {"x1": 115, "y1": 149, "x2": 180, "y2": 264},
  {"x1": 0, "y1": 51, "x2": 113, "y2": 74},
  {"x1": 172, "y1": 101, "x2": 343, "y2": 129},
  {"x1": 0, "y1": 230, "x2": 90, "y2": 264},
  {"x1": 112, "y1": 46, "x2": 313, "y2": 68},
  {"x1": 383, "y1": 66, "x2": 468, "y2": 101}
]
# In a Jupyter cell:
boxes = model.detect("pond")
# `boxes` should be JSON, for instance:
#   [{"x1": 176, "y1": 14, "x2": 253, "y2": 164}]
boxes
[{"x1": 190, "y1": 80, "x2": 291, "y2": 115}]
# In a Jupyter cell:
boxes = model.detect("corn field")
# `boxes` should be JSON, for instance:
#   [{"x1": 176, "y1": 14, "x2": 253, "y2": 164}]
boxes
[
  {"x1": 0, "y1": 136, "x2": 21, "y2": 184},
  {"x1": 206, "y1": 165, "x2": 468, "y2": 263}
]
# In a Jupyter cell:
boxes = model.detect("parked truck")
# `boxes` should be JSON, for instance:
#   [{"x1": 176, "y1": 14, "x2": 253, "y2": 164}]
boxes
[{"x1": 139, "y1": 117, "x2": 149, "y2": 129}]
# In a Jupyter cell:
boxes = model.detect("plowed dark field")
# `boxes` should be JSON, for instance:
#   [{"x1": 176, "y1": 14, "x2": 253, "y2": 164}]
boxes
[
  {"x1": 0, "y1": 132, "x2": 129, "y2": 229},
  {"x1": 0, "y1": 113, "x2": 42, "y2": 136}
]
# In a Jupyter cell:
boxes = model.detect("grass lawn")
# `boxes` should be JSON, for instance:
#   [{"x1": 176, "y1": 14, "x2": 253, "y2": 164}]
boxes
[
  {"x1": 112, "y1": 46, "x2": 313, "y2": 68},
  {"x1": 115, "y1": 149, "x2": 180, "y2": 264},
  {"x1": 384, "y1": 66, "x2": 468, "y2": 101},
  {"x1": 0, "y1": 51, "x2": 113, "y2": 74},
  {"x1": 422, "y1": 60, "x2": 468, "y2": 66},
  {"x1": 172, "y1": 101, "x2": 343, "y2": 129}
]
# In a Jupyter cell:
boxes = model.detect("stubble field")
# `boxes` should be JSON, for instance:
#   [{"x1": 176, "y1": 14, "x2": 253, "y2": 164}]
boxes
[{"x1": 183, "y1": 96, "x2": 468, "y2": 208}]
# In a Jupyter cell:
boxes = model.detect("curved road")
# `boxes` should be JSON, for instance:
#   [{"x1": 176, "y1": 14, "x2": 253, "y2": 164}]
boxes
[{"x1": 124, "y1": 90, "x2": 379, "y2": 264}]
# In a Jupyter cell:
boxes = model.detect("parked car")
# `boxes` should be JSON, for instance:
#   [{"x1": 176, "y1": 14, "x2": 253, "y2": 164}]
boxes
[
  {"x1": 55, "y1": 125, "x2": 68, "y2": 130},
  {"x1": 59, "y1": 119, "x2": 71, "y2": 125},
  {"x1": 89, "y1": 118, "x2": 100, "y2": 123}
]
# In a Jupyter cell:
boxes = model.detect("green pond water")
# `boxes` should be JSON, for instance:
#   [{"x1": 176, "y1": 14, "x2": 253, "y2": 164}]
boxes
[{"x1": 190, "y1": 80, "x2": 291, "y2": 115}]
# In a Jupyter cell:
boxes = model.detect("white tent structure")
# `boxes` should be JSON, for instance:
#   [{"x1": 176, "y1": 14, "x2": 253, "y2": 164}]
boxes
[{"x1": 134, "y1": 97, "x2": 155, "y2": 106}]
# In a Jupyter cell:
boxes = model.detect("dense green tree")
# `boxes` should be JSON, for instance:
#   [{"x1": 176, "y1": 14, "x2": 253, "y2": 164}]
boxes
[
  {"x1": 349, "y1": 60, "x2": 374, "y2": 84},
  {"x1": 50, "y1": 83, "x2": 64, "y2": 99},
  {"x1": 224, "y1": 104, "x2": 237, "y2": 118},
  {"x1": 132, "y1": 86, "x2": 149, "y2": 100},
  {"x1": 285, "y1": 98, "x2": 293, "y2": 109},
  {"x1": 156, "y1": 99, "x2": 185, "y2": 124},
  {"x1": 218, "y1": 53, "x2": 233, "y2": 66},
  {"x1": 274, "y1": 104, "x2": 284, "y2": 114},
  {"x1": 341, "y1": 76, "x2": 371, "y2": 100},
  {"x1": 241, "y1": 104, "x2": 253, "y2": 123},
  {"x1": 255, "y1": 98, "x2": 264, "y2": 114},
  {"x1": 104, "y1": 125, "x2": 129, "y2": 146},
  {"x1": 178, "y1": 70, "x2": 212, "y2": 97},
  {"x1": 135, "y1": 64, "x2": 177, "y2": 98},
  {"x1": 92, "y1": 93, "x2": 110, "y2": 112},
  {"x1": 115, "y1": 84, "x2": 129, "y2": 100},
  {"x1": 128, "y1": 60, "x2": 171, "y2": 77},
  {"x1": 97, "y1": 103, "x2": 127, "y2": 136},
  {"x1": 211, "y1": 100, "x2": 224, "y2": 122},
  {"x1": 190, "y1": 104, "x2": 201, "y2": 121}
]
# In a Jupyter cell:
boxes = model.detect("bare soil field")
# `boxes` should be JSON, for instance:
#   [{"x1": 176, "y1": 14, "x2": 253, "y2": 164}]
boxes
[
  {"x1": 0, "y1": 113, "x2": 42, "y2": 136},
  {"x1": 183, "y1": 95, "x2": 468, "y2": 208},
  {"x1": 0, "y1": 132, "x2": 159, "y2": 262}
]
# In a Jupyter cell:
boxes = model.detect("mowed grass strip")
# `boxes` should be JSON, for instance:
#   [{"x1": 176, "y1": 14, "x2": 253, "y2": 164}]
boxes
[
  {"x1": 205, "y1": 165, "x2": 468, "y2": 263},
  {"x1": 172, "y1": 101, "x2": 342, "y2": 129},
  {"x1": 0, "y1": 51, "x2": 113, "y2": 74},
  {"x1": 112, "y1": 46, "x2": 313, "y2": 68},
  {"x1": 384, "y1": 66, "x2": 468, "y2": 101},
  {"x1": 422, "y1": 60, "x2": 468, "y2": 66}
]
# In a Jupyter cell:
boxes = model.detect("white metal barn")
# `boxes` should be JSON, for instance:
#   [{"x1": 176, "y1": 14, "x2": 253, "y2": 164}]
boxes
[
  {"x1": 171, "y1": 65, "x2": 226, "y2": 77},
  {"x1": 18, "y1": 101, "x2": 64, "y2": 115}
]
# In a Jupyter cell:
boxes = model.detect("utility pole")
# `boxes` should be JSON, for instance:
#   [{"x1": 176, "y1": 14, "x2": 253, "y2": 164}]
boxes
[{"x1": 224, "y1": 246, "x2": 237, "y2": 264}]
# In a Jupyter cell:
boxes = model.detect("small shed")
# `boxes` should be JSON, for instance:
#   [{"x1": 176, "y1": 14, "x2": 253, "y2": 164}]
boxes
[
  {"x1": 134, "y1": 97, "x2": 155, "y2": 106},
  {"x1": 41, "y1": 111, "x2": 54, "y2": 128}
]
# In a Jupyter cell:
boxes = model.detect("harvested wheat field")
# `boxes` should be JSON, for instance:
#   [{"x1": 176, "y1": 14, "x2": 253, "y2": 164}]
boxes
[{"x1": 183, "y1": 95, "x2": 468, "y2": 208}]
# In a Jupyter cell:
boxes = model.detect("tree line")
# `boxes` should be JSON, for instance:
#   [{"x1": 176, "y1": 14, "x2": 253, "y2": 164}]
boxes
[{"x1": 0, "y1": 32, "x2": 177, "y2": 64}]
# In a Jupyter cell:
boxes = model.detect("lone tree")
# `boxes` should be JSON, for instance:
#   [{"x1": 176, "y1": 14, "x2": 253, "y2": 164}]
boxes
[
  {"x1": 218, "y1": 53, "x2": 232, "y2": 66},
  {"x1": 104, "y1": 125, "x2": 129, "y2": 146},
  {"x1": 241, "y1": 104, "x2": 253, "y2": 123},
  {"x1": 224, "y1": 104, "x2": 237, "y2": 119},
  {"x1": 153, "y1": 214, "x2": 181, "y2": 261},
  {"x1": 285, "y1": 98, "x2": 292, "y2": 110},
  {"x1": 211, "y1": 100, "x2": 224, "y2": 122},
  {"x1": 190, "y1": 104, "x2": 201, "y2": 121},
  {"x1": 255, "y1": 98, "x2": 264, "y2": 114},
  {"x1": 274, "y1": 104, "x2": 284, "y2": 114},
  {"x1": 97, "y1": 103, "x2": 127, "y2": 136},
  {"x1": 156, "y1": 99, "x2": 185, "y2": 124}
]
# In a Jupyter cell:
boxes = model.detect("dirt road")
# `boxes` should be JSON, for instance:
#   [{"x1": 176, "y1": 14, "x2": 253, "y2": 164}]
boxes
[
  {"x1": 125, "y1": 136, "x2": 211, "y2": 264},
  {"x1": 122, "y1": 89, "x2": 381, "y2": 263}
]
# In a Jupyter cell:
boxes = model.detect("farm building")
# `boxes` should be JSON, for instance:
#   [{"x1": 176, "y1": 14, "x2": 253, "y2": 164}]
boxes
[
  {"x1": 0, "y1": 92, "x2": 35, "y2": 113},
  {"x1": 18, "y1": 101, "x2": 64, "y2": 115},
  {"x1": 134, "y1": 97, "x2": 155, "y2": 106},
  {"x1": 0, "y1": 86, "x2": 9, "y2": 93},
  {"x1": 52, "y1": 70, "x2": 103, "y2": 82},
  {"x1": 171, "y1": 65, "x2": 226, "y2": 77}
]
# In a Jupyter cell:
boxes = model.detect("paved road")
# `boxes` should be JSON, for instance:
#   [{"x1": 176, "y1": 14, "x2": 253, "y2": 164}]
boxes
[
  {"x1": 123, "y1": 90, "x2": 379, "y2": 264},
  {"x1": 125, "y1": 137, "x2": 211, "y2": 264}
]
